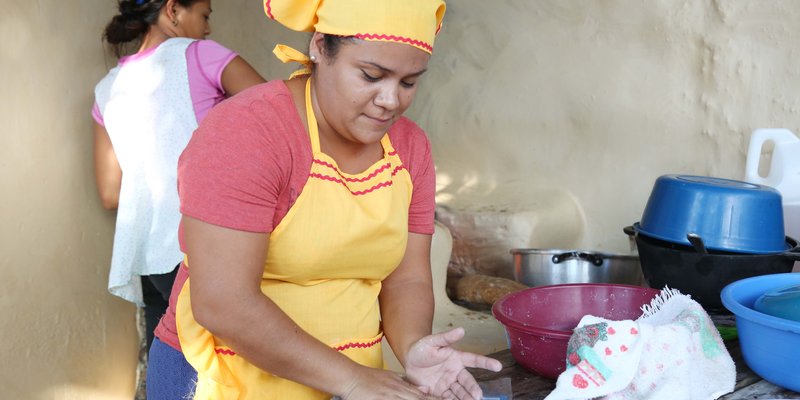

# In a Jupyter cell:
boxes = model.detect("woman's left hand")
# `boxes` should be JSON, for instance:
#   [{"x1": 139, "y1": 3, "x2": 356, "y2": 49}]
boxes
[{"x1": 403, "y1": 327, "x2": 503, "y2": 400}]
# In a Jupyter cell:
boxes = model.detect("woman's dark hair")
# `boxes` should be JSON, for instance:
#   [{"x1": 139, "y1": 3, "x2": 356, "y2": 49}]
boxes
[
  {"x1": 318, "y1": 34, "x2": 356, "y2": 62},
  {"x1": 103, "y1": 0, "x2": 198, "y2": 57}
]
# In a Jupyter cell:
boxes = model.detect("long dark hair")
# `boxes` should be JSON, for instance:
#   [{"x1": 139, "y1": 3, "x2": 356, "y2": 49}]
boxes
[{"x1": 103, "y1": 0, "x2": 198, "y2": 57}]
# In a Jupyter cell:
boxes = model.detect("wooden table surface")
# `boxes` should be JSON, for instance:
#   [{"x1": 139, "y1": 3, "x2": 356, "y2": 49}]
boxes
[{"x1": 470, "y1": 315, "x2": 800, "y2": 399}]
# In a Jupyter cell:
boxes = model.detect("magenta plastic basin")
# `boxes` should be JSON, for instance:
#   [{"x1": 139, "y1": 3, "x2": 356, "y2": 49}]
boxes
[{"x1": 492, "y1": 283, "x2": 660, "y2": 379}]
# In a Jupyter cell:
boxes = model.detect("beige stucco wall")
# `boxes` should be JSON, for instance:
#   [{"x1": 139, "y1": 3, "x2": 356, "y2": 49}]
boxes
[
  {"x1": 411, "y1": 1, "x2": 800, "y2": 276},
  {"x1": 0, "y1": 1, "x2": 302, "y2": 398},
  {"x1": 1, "y1": 1, "x2": 139, "y2": 398},
  {"x1": 3, "y1": 0, "x2": 800, "y2": 398}
]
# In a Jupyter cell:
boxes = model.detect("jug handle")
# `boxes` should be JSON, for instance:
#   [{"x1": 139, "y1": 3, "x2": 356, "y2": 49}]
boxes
[{"x1": 745, "y1": 128, "x2": 799, "y2": 185}]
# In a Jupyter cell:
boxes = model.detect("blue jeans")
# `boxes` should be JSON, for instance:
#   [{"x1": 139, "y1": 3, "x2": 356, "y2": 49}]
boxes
[{"x1": 147, "y1": 338, "x2": 197, "y2": 400}]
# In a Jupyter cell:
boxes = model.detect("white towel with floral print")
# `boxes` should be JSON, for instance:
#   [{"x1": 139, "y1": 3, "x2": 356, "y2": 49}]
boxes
[{"x1": 545, "y1": 288, "x2": 735, "y2": 400}]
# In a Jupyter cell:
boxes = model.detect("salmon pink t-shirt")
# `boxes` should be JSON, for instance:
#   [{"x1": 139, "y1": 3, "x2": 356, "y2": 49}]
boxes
[{"x1": 154, "y1": 80, "x2": 436, "y2": 350}]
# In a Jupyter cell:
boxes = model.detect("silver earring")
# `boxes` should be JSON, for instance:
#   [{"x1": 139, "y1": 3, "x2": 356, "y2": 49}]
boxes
[{"x1": 310, "y1": 55, "x2": 317, "y2": 63}]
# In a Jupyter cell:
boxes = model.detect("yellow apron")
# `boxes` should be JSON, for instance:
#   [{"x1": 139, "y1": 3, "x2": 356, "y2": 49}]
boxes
[{"x1": 176, "y1": 77, "x2": 413, "y2": 399}]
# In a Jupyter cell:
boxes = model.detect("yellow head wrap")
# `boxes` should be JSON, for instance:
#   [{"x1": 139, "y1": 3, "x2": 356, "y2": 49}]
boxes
[{"x1": 264, "y1": 0, "x2": 446, "y2": 54}]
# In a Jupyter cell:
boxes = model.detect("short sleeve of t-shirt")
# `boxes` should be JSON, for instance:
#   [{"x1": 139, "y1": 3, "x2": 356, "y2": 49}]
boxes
[
  {"x1": 186, "y1": 40, "x2": 238, "y2": 122},
  {"x1": 389, "y1": 119, "x2": 436, "y2": 235},
  {"x1": 92, "y1": 103, "x2": 104, "y2": 126},
  {"x1": 178, "y1": 82, "x2": 297, "y2": 233},
  {"x1": 188, "y1": 40, "x2": 238, "y2": 88}
]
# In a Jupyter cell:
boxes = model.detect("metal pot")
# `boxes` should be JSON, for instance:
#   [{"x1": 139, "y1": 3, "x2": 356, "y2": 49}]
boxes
[{"x1": 510, "y1": 248, "x2": 644, "y2": 287}]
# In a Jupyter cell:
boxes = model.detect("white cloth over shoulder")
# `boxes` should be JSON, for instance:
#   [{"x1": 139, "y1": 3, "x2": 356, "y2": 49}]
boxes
[
  {"x1": 94, "y1": 38, "x2": 197, "y2": 305},
  {"x1": 545, "y1": 288, "x2": 736, "y2": 400}
]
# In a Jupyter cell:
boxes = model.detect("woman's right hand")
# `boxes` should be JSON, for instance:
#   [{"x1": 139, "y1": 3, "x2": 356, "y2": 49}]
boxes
[{"x1": 338, "y1": 366, "x2": 440, "y2": 400}]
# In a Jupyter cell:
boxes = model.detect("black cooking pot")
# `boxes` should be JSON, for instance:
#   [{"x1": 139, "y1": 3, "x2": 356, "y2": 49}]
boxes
[{"x1": 624, "y1": 225, "x2": 800, "y2": 312}]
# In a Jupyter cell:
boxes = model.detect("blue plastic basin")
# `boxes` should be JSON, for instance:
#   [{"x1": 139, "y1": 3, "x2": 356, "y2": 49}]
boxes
[
  {"x1": 721, "y1": 273, "x2": 800, "y2": 392},
  {"x1": 639, "y1": 175, "x2": 786, "y2": 254}
]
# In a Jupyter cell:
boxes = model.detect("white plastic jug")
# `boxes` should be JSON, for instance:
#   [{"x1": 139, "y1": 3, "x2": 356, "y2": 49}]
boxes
[{"x1": 745, "y1": 128, "x2": 800, "y2": 270}]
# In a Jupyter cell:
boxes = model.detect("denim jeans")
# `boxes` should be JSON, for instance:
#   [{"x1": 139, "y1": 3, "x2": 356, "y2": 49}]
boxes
[{"x1": 147, "y1": 338, "x2": 197, "y2": 400}]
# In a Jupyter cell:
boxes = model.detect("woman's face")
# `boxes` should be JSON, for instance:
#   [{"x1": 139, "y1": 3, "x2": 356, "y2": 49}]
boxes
[
  {"x1": 174, "y1": 0, "x2": 212, "y2": 39},
  {"x1": 310, "y1": 35, "x2": 431, "y2": 147}
]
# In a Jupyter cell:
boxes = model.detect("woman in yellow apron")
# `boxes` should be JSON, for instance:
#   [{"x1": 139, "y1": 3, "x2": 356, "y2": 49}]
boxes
[{"x1": 147, "y1": 0, "x2": 501, "y2": 398}]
